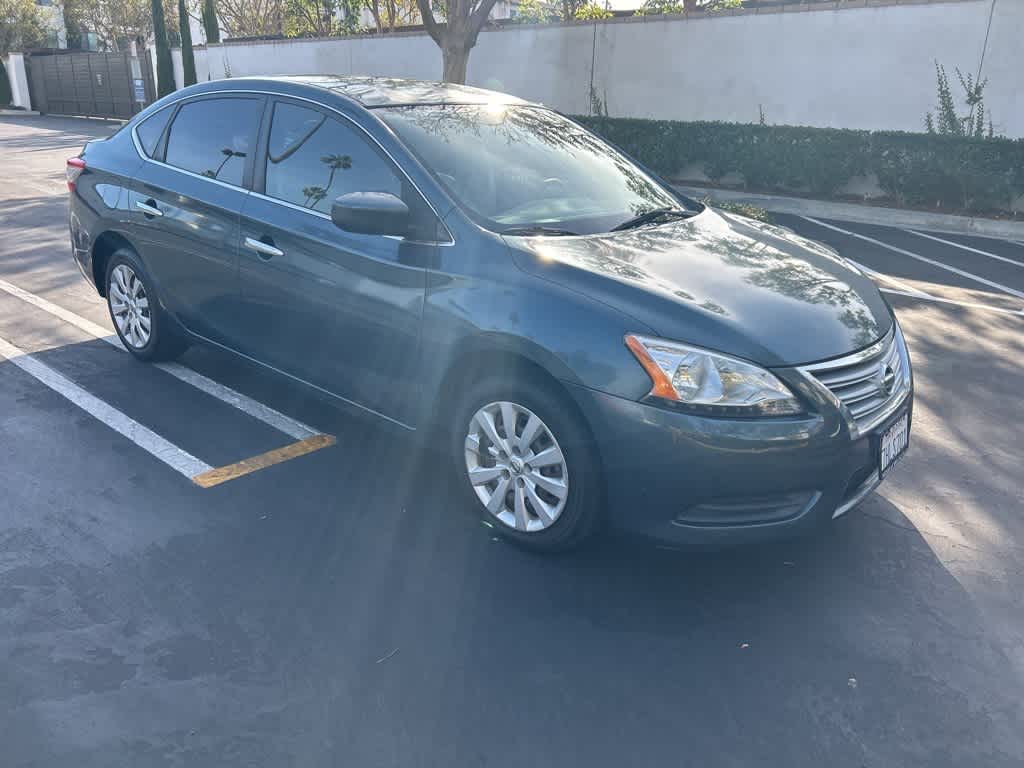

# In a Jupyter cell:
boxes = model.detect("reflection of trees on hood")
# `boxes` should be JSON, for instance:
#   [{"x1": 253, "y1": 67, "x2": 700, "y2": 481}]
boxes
[
  {"x1": 527, "y1": 213, "x2": 880, "y2": 343},
  {"x1": 529, "y1": 230, "x2": 705, "y2": 307},
  {"x1": 386, "y1": 104, "x2": 672, "y2": 215},
  {"x1": 667, "y1": 214, "x2": 880, "y2": 346}
]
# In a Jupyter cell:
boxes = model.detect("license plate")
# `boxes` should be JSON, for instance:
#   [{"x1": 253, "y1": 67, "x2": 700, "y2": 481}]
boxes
[{"x1": 876, "y1": 410, "x2": 910, "y2": 477}]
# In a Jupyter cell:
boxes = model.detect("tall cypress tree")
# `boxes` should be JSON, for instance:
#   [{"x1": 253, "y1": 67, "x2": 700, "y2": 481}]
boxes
[
  {"x1": 201, "y1": 0, "x2": 220, "y2": 43},
  {"x1": 179, "y1": 0, "x2": 197, "y2": 86},
  {"x1": 151, "y1": 0, "x2": 175, "y2": 97},
  {"x1": 0, "y1": 60, "x2": 13, "y2": 108}
]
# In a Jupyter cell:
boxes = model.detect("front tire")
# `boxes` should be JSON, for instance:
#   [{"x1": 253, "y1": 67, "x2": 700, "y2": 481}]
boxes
[
  {"x1": 452, "y1": 376, "x2": 602, "y2": 552},
  {"x1": 105, "y1": 248, "x2": 186, "y2": 362}
]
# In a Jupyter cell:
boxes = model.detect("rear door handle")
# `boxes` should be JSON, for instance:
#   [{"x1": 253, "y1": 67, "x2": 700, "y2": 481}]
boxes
[
  {"x1": 135, "y1": 199, "x2": 162, "y2": 217},
  {"x1": 243, "y1": 236, "x2": 284, "y2": 259}
]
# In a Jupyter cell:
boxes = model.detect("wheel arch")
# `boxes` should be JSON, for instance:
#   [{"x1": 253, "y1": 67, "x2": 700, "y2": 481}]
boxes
[
  {"x1": 434, "y1": 335, "x2": 609, "y2": 548},
  {"x1": 90, "y1": 231, "x2": 138, "y2": 297},
  {"x1": 428, "y1": 334, "x2": 600, "y2": 456}
]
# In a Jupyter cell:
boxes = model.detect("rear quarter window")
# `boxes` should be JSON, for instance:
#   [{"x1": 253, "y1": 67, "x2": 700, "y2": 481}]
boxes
[{"x1": 135, "y1": 106, "x2": 173, "y2": 158}]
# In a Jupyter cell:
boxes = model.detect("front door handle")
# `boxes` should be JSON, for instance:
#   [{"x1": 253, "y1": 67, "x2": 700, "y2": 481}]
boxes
[
  {"x1": 243, "y1": 236, "x2": 284, "y2": 260},
  {"x1": 135, "y1": 199, "x2": 162, "y2": 217}
]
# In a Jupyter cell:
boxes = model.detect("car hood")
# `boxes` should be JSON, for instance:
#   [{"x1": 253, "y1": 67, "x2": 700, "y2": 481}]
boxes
[{"x1": 508, "y1": 209, "x2": 892, "y2": 367}]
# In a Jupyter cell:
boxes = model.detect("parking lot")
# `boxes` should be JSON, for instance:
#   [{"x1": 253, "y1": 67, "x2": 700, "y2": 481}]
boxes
[{"x1": 2, "y1": 115, "x2": 1023, "y2": 767}]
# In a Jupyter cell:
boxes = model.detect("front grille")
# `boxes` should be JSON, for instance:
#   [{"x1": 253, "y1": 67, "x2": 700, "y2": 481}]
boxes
[{"x1": 801, "y1": 328, "x2": 908, "y2": 435}]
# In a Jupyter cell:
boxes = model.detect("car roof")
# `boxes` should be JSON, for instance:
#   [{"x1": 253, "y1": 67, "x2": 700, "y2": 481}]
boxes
[{"x1": 225, "y1": 75, "x2": 535, "y2": 108}]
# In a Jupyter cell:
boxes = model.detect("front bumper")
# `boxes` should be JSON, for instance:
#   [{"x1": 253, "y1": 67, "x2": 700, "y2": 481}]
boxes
[{"x1": 563, "y1": 369, "x2": 912, "y2": 549}]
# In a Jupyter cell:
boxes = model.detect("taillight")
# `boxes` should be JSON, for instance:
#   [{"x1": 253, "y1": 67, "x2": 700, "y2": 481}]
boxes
[{"x1": 66, "y1": 157, "x2": 86, "y2": 193}]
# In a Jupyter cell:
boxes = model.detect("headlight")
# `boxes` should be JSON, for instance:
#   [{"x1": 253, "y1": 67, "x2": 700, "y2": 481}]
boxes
[{"x1": 624, "y1": 334, "x2": 803, "y2": 416}]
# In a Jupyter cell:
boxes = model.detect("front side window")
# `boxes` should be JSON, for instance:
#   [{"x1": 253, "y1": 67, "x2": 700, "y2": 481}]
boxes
[
  {"x1": 264, "y1": 101, "x2": 401, "y2": 214},
  {"x1": 378, "y1": 104, "x2": 690, "y2": 235},
  {"x1": 164, "y1": 97, "x2": 262, "y2": 187}
]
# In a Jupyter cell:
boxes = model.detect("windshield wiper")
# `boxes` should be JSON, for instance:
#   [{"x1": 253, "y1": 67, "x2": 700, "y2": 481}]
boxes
[
  {"x1": 500, "y1": 225, "x2": 581, "y2": 237},
  {"x1": 611, "y1": 207, "x2": 697, "y2": 232}
]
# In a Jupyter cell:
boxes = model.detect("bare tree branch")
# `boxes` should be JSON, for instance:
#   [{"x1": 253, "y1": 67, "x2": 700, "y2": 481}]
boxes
[
  {"x1": 217, "y1": 0, "x2": 283, "y2": 36},
  {"x1": 468, "y1": 0, "x2": 499, "y2": 35},
  {"x1": 416, "y1": 0, "x2": 443, "y2": 44}
]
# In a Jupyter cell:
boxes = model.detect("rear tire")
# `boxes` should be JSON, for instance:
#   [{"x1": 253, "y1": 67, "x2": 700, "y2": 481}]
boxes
[
  {"x1": 105, "y1": 248, "x2": 187, "y2": 362},
  {"x1": 451, "y1": 375, "x2": 602, "y2": 552}
]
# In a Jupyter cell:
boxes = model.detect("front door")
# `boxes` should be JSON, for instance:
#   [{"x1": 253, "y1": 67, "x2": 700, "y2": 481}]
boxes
[
  {"x1": 128, "y1": 95, "x2": 264, "y2": 345},
  {"x1": 235, "y1": 99, "x2": 434, "y2": 427}
]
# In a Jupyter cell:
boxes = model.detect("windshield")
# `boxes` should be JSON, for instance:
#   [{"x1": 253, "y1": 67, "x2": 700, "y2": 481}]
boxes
[{"x1": 377, "y1": 104, "x2": 692, "y2": 235}]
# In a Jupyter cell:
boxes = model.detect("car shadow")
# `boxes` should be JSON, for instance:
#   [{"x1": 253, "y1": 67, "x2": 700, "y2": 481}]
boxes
[
  {"x1": 184, "y1": 430, "x2": 1023, "y2": 767},
  {"x1": 2, "y1": 321, "x2": 1022, "y2": 765}
]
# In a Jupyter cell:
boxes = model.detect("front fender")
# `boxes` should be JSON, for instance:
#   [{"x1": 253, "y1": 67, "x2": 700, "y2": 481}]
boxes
[{"x1": 414, "y1": 255, "x2": 657, "y2": 429}]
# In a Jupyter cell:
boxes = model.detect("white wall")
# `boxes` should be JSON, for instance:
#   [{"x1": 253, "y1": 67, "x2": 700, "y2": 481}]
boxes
[
  {"x1": 171, "y1": 48, "x2": 184, "y2": 90},
  {"x1": 581, "y1": 0, "x2": 1018, "y2": 133},
  {"x1": 969, "y1": 0, "x2": 1023, "y2": 139},
  {"x1": 206, "y1": 32, "x2": 440, "y2": 82},
  {"x1": 164, "y1": 47, "x2": 212, "y2": 92},
  {"x1": 198, "y1": 0, "x2": 1024, "y2": 138},
  {"x1": 3, "y1": 54, "x2": 32, "y2": 110}
]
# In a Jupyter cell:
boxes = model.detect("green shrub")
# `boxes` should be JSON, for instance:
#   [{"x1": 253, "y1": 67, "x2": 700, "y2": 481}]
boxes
[
  {"x1": 574, "y1": 2, "x2": 612, "y2": 20},
  {"x1": 870, "y1": 131, "x2": 1020, "y2": 211},
  {"x1": 701, "y1": 198, "x2": 769, "y2": 222},
  {"x1": 576, "y1": 116, "x2": 1024, "y2": 214}
]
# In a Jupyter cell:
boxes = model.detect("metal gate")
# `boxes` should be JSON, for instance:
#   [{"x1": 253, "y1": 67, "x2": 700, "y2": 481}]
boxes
[{"x1": 27, "y1": 50, "x2": 157, "y2": 120}]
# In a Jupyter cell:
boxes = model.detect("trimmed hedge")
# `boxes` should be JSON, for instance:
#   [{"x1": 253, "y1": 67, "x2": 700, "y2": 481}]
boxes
[{"x1": 576, "y1": 116, "x2": 1024, "y2": 215}]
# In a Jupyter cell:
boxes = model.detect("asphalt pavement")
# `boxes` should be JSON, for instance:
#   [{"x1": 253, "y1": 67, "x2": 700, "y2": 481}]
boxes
[{"x1": 2, "y1": 115, "x2": 1023, "y2": 768}]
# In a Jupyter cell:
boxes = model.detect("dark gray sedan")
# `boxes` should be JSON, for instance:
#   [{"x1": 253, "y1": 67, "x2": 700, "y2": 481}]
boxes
[{"x1": 67, "y1": 76, "x2": 912, "y2": 551}]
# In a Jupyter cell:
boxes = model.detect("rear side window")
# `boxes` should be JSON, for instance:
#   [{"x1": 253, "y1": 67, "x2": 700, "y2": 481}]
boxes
[
  {"x1": 264, "y1": 101, "x2": 401, "y2": 214},
  {"x1": 135, "y1": 106, "x2": 172, "y2": 157},
  {"x1": 164, "y1": 97, "x2": 262, "y2": 187}
]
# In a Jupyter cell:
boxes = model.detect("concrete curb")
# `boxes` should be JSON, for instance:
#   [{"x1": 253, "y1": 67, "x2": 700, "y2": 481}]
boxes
[
  {"x1": 0, "y1": 110, "x2": 41, "y2": 117},
  {"x1": 677, "y1": 185, "x2": 1024, "y2": 240}
]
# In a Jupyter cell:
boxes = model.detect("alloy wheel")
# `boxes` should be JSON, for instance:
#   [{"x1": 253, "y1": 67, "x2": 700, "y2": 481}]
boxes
[
  {"x1": 464, "y1": 401, "x2": 569, "y2": 532},
  {"x1": 108, "y1": 264, "x2": 152, "y2": 349}
]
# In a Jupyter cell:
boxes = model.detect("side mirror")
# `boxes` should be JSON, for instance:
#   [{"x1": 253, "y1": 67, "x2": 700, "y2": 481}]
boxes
[{"x1": 331, "y1": 191, "x2": 409, "y2": 237}]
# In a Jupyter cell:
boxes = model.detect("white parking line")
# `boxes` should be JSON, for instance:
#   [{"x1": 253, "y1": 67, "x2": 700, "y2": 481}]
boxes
[
  {"x1": 880, "y1": 288, "x2": 1024, "y2": 316},
  {"x1": 849, "y1": 258, "x2": 1023, "y2": 315},
  {"x1": 905, "y1": 230, "x2": 1024, "y2": 269},
  {"x1": 846, "y1": 258, "x2": 934, "y2": 299},
  {"x1": 0, "y1": 333, "x2": 212, "y2": 479},
  {"x1": 800, "y1": 216, "x2": 1024, "y2": 301},
  {"x1": 0, "y1": 277, "x2": 318, "y2": 440}
]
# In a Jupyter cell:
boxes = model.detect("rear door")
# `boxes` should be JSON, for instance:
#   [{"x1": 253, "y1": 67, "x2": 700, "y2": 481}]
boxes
[
  {"x1": 127, "y1": 95, "x2": 264, "y2": 345},
  {"x1": 234, "y1": 98, "x2": 438, "y2": 426}
]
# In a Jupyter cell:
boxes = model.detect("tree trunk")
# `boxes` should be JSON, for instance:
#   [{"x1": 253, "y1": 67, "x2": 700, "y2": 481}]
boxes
[
  {"x1": 179, "y1": 0, "x2": 198, "y2": 86},
  {"x1": 442, "y1": 44, "x2": 469, "y2": 84},
  {"x1": 151, "y1": 0, "x2": 176, "y2": 97},
  {"x1": 416, "y1": 0, "x2": 499, "y2": 85},
  {"x1": 0, "y1": 61, "x2": 12, "y2": 108},
  {"x1": 202, "y1": 0, "x2": 220, "y2": 43}
]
